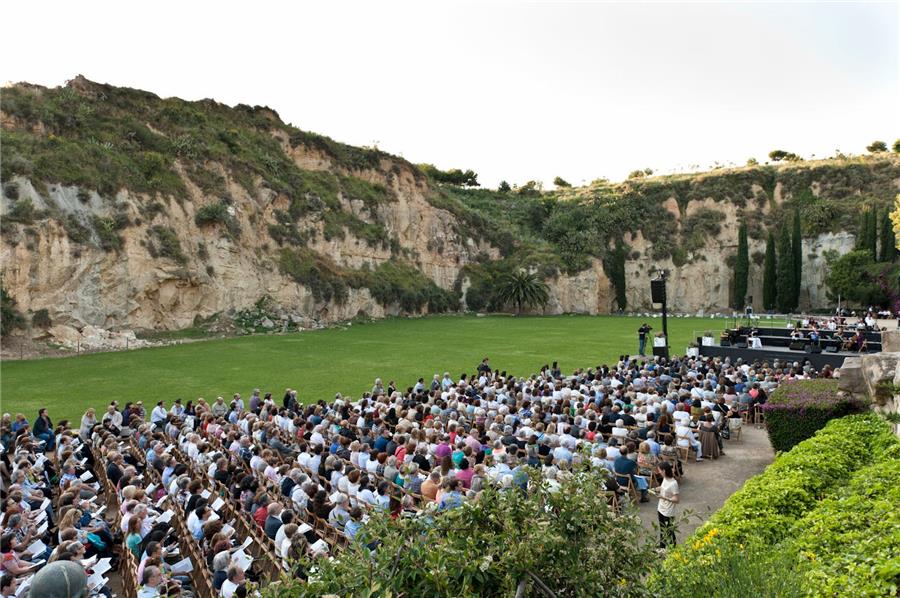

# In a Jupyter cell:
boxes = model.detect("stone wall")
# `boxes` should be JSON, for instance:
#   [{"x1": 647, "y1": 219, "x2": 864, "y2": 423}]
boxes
[{"x1": 838, "y1": 331, "x2": 900, "y2": 436}]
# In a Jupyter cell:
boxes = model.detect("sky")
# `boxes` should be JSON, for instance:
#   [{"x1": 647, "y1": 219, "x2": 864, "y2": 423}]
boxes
[{"x1": 2, "y1": 0, "x2": 898, "y2": 187}]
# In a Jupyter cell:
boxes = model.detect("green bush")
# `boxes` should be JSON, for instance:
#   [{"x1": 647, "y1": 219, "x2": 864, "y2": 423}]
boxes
[
  {"x1": 147, "y1": 225, "x2": 186, "y2": 264},
  {"x1": 278, "y1": 248, "x2": 349, "y2": 304},
  {"x1": 62, "y1": 214, "x2": 91, "y2": 244},
  {"x1": 1, "y1": 286, "x2": 25, "y2": 337},
  {"x1": 263, "y1": 471, "x2": 658, "y2": 597},
  {"x1": 31, "y1": 308, "x2": 51, "y2": 328},
  {"x1": 266, "y1": 210, "x2": 306, "y2": 247},
  {"x1": 354, "y1": 260, "x2": 459, "y2": 313},
  {"x1": 6, "y1": 198, "x2": 38, "y2": 224},
  {"x1": 91, "y1": 210, "x2": 129, "y2": 251},
  {"x1": 195, "y1": 201, "x2": 240, "y2": 239},
  {"x1": 3, "y1": 183, "x2": 19, "y2": 200},
  {"x1": 654, "y1": 414, "x2": 900, "y2": 596},
  {"x1": 791, "y1": 458, "x2": 900, "y2": 596},
  {"x1": 762, "y1": 379, "x2": 869, "y2": 453}
]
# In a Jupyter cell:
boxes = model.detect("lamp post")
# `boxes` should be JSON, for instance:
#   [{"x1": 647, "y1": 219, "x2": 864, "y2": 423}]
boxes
[{"x1": 650, "y1": 269, "x2": 670, "y2": 359}]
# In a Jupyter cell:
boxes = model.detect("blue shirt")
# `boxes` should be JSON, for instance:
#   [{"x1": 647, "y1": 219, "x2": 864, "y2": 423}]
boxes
[
  {"x1": 438, "y1": 491, "x2": 463, "y2": 511},
  {"x1": 345, "y1": 520, "x2": 363, "y2": 540}
]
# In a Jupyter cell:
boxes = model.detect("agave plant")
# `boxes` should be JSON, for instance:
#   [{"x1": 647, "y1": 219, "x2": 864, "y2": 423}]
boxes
[{"x1": 495, "y1": 270, "x2": 550, "y2": 315}]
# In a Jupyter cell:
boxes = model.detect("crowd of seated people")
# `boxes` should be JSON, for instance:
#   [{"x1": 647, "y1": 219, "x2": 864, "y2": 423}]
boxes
[{"x1": 1, "y1": 351, "x2": 830, "y2": 596}]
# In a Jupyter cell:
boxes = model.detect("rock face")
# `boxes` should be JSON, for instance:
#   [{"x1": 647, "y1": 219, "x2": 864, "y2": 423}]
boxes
[
  {"x1": 839, "y1": 351, "x2": 900, "y2": 437},
  {"x1": 2, "y1": 80, "x2": 898, "y2": 333},
  {"x1": 0, "y1": 163, "x2": 889, "y2": 331}
]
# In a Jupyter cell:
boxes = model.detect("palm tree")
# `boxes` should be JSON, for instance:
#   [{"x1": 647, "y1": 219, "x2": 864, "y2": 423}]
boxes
[{"x1": 496, "y1": 270, "x2": 550, "y2": 315}]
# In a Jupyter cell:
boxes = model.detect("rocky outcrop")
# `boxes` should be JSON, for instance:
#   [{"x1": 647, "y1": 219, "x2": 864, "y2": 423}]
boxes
[
  {"x1": 0, "y1": 167, "x2": 888, "y2": 332},
  {"x1": 839, "y1": 351, "x2": 900, "y2": 436}
]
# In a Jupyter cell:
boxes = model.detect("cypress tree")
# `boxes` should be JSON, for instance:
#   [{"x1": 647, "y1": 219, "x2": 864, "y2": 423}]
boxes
[
  {"x1": 604, "y1": 239, "x2": 628, "y2": 310},
  {"x1": 867, "y1": 208, "x2": 878, "y2": 258},
  {"x1": 791, "y1": 208, "x2": 802, "y2": 308},
  {"x1": 881, "y1": 211, "x2": 897, "y2": 262},
  {"x1": 857, "y1": 210, "x2": 870, "y2": 251},
  {"x1": 763, "y1": 231, "x2": 777, "y2": 311},
  {"x1": 776, "y1": 223, "x2": 795, "y2": 313},
  {"x1": 732, "y1": 222, "x2": 749, "y2": 309}
]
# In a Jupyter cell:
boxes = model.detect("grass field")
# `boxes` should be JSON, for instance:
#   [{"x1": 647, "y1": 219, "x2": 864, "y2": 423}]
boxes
[{"x1": 1, "y1": 314, "x2": 730, "y2": 423}]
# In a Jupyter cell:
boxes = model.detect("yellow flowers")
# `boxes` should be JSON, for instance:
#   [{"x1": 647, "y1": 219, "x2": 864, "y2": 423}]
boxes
[{"x1": 692, "y1": 527, "x2": 720, "y2": 551}]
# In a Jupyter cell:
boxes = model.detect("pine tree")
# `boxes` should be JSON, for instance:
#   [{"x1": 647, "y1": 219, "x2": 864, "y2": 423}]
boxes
[
  {"x1": 867, "y1": 208, "x2": 878, "y2": 258},
  {"x1": 763, "y1": 231, "x2": 777, "y2": 311},
  {"x1": 881, "y1": 211, "x2": 897, "y2": 262},
  {"x1": 776, "y1": 223, "x2": 795, "y2": 312},
  {"x1": 732, "y1": 222, "x2": 749, "y2": 309},
  {"x1": 791, "y1": 208, "x2": 802, "y2": 308}
]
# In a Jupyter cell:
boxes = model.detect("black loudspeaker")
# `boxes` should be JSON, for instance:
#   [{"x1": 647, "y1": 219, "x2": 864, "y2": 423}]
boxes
[
  {"x1": 736, "y1": 342, "x2": 748, "y2": 349},
  {"x1": 809, "y1": 345, "x2": 822, "y2": 354},
  {"x1": 651, "y1": 279, "x2": 667, "y2": 304},
  {"x1": 789, "y1": 341, "x2": 806, "y2": 351},
  {"x1": 824, "y1": 346, "x2": 838, "y2": 353},
  {"x1": 720, "y1": 340, "x2": 731, "y2": 347}
]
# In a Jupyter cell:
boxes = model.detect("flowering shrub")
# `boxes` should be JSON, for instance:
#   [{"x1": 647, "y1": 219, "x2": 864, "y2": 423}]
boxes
[
  {"x1": 653, "y1": 414, "x2": 899, "y2": 596},
  {"x1": 761, "y1": 379, "x2": 868, "y2": 453}
]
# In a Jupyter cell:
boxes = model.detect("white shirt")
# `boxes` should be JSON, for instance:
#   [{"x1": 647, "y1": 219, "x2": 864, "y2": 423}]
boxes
[
  {"x1": 151, "y1": 406, "x2": 168, "y2": 424},
  {"x1": 221, "y1": 579, "x2": 239, "y2": 598},
  {"x1": 657, "y1": 478, "x2": 679, "y2": 517}
]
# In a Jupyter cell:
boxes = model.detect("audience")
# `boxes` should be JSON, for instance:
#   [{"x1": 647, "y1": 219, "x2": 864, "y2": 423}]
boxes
[{"x1": 1, "y1": 347, "x2": 840, "y2": 596}]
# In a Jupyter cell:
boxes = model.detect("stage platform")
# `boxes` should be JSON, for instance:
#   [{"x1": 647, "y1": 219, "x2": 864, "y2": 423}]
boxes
[{"x1": 698, "y1": 343, "x2": 858, "y2": 369}]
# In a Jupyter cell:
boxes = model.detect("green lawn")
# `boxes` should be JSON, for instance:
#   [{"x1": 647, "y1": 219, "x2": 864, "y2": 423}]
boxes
[{"x1": 1, "y1": 314, "x2": 729, "y2": 423}]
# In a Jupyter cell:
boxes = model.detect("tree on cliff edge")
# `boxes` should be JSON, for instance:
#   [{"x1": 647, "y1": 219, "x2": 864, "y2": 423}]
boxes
[
  {"x1": 763, "y1": 232, "x2": 777, "y2": 311},
  {"x1": 732, "y1": 222, "x2": 749, "y2": 309}
]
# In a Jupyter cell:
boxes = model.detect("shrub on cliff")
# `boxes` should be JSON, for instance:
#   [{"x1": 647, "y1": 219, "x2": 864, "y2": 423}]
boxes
[
  {"x1": 1, "y1": 286, "x2": 25, "y2": 337},
  {"x1": 761, "y1": 379, "x2": 868, "y2": 453},
  {"x1": 195, "y1": 201, "x2": 240, "y2": 239}
]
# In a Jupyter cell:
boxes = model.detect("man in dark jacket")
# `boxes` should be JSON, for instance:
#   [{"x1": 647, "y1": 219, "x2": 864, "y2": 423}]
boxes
[
  {"x1": 264, "y1": 503, "x2": 284, "y2": 539},
  {"x1": 32, "y1": 408, "x2": 54, "y2": 451}
]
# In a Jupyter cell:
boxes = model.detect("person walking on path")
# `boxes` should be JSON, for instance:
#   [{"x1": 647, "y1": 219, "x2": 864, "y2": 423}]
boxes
[{"x1": 655, "y1": 461, "x2": 679, "y2": 548}]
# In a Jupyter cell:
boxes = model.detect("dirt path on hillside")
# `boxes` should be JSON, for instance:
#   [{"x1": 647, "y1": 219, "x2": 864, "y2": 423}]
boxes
[{"x1": 637, "y1": 425, "x2": 774, "y2": 542}]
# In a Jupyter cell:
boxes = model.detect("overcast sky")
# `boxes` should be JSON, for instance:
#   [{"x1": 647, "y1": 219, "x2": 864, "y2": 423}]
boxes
[{"x1": 3, "y1": 1, "x2": 897, "y2": 187}]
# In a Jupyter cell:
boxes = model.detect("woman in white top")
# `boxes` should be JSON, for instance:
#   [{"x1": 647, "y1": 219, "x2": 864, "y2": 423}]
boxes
[
  {"x1": 79, "y1": 408, "x2": 97, "y2": 441},
  {"x1": 655, "y1": 461, "x2": 679, "y2": 548}
]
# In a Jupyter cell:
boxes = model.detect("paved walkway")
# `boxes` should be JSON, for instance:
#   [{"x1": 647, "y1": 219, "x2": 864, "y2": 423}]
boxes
[{"x1": 637, "y1": 424, "x2": 774, "y2": 542}]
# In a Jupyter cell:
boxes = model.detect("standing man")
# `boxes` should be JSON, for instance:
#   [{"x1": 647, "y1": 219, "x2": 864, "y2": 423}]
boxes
[
  {"x1": 638, "y1": 323, "x2": 652, "y2": 356},
  {"x1": 655, "y1": 461, "x2": 679, "y2": 548}
]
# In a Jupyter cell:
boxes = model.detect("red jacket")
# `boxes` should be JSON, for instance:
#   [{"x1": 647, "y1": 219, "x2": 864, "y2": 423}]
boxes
[{"x1": 253, "y1": 506, "x2": 267, "y2": 528}]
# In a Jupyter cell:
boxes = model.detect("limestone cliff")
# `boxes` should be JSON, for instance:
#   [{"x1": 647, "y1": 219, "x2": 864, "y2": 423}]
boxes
[{"x1": 2, "y1": 77, "x2": 899, "y2": 338}]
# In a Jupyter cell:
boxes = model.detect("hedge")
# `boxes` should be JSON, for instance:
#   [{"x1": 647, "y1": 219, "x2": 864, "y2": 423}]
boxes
[
  {"x1": 761, "y1": 379, "x2": 869, "y2": 453},
  {"x1": 791, "y1": 458, "x2": 900, "y2": 596},
  {"x1": 653, "y1": 414, "x2": 900, "y2": 596}
]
